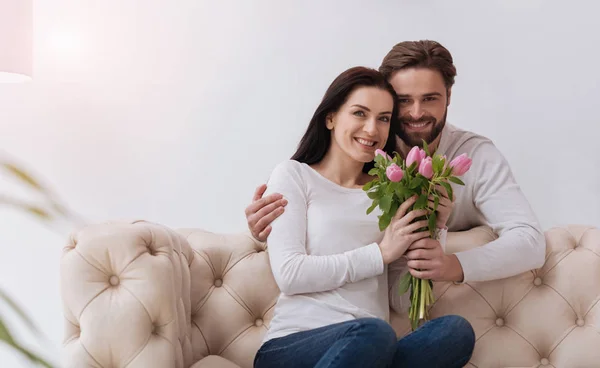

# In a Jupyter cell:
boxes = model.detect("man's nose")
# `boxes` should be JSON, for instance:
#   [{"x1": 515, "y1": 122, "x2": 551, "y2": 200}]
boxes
[{"x1": 409, "y1": 103, "x2": 425, "y2": 120}]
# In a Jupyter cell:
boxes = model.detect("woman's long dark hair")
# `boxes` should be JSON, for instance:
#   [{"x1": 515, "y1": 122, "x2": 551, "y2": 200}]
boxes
[{"x1": 291, "y1": 66, "x2": 399, "y2": 173}]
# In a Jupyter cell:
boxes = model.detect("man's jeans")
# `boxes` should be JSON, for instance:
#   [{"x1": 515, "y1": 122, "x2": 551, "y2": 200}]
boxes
[{"x1": 253, "y1": 315, "x2": 475, "y2": 368}]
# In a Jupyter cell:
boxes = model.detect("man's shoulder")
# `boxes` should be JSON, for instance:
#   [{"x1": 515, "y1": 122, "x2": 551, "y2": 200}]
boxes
[{"x1": 443, "y1": 123, "x2": 497, "y2": 157}]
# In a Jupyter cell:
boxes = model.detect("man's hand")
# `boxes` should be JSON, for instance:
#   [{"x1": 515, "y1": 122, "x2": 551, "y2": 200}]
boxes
[
  {"x1": 405, "y1": 238, "x2": 464, "y2": 282},
  {"x1": 245, "y1": 184, "x2": 287, "y2": 242},
  {"x1": 429, "y1": 184, "x2": 454, "y2": 229}
]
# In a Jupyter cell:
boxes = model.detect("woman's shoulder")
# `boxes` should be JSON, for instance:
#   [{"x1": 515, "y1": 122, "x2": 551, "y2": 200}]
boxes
[
  {"x1": 270, "y1": 159, "x2": 307, "y2": 177},
  {"x1": 268, "y1": 160, "x2": 309, "y2": 188}
]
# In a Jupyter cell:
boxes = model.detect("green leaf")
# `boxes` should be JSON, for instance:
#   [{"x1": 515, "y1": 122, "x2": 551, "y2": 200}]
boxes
[
  {"x1": 26, "y1": 207, "x2": 52, "y2": 221},
  {"x1": 1, "y1": 163, "x2": 45, "y2": 191},
  {"x1": 363, "y1": 180, "x2": 375, "y2": 191},
  {"x1": 0, "y1": 290, "x2": 43, "y2": 338},
  {"x1": 443, "y1": 165, "x2": 453, "y2": 177},
  {"x1": 409, "y1": 177, "x2": 423, "y2": 189},
  {"x1": 385, "y1": 182, "x2": 396, "y2": 195},
  {"x1": 415, "y1": 194, "x2": 428, "y2": 209},
  {"x1": 428, "y1": 212, "x2": 437, "y2": 233},
  {"x1": 379, "y1": 194, "x2": 393, "y2": 213},
  {"x1": 368, "y1": 168, "x2": 379, "y2": 176},
  {"x1": 367, "y1": 190, "x2": 379, "y2": 200},
  {"x1": 433, "y1": 195, "x2": 439, "y2": 212},
  {"x1": 0, "y1": 317, "x2": 54, "y2": 368},
  {"x1": 366, "y1": 200, "x2": 379, "y2": 215},
  {"x1": 439, "y1": 181, "x2": 453, "y2": 202},
  {"x1": 398, "y1": 273, "x2": 412, "y2": 294},
  {"x1": 422, "y1": 139, "x2": 430, "y2": 157},
  {"x1": 378, "y1": 212, "x2": 392, "y2": 231},
  {"x1": 388, "y1": 199, "x2": 400, "y2": 219},
  {"x1": 432, "y1": 155, "x2": 444, "y2": 174},
  {"x1": 449, "y1": 176, "x2": 465, "y2": 186}
]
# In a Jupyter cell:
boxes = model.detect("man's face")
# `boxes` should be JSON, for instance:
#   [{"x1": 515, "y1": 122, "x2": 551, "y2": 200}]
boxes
[{"x1": 387, "y1": 67, "x2": 450, "y2": 147}]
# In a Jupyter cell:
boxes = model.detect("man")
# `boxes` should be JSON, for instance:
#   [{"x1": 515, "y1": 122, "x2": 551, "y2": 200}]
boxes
[{"x1": 245, "y1": 39, "x2": 546, "y2": 285}]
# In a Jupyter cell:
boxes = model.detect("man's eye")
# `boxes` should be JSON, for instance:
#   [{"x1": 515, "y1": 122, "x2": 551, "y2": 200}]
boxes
[
  {"x1": 398, "y1": 99, "x2": 410, "y2": 104},
  {"x1": 424, "y1": 97, "x2": 437, "y2": 102}
]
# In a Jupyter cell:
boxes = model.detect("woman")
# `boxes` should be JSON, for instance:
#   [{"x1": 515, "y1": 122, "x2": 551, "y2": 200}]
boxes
[{"x1": 254, "y1": 66, "x2": 475, "y2": 368}]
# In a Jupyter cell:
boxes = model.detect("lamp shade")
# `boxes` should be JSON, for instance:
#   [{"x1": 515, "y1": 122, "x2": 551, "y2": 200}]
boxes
[{"x1": 0, "y1": 0, "x2": 32, "y2": 82}]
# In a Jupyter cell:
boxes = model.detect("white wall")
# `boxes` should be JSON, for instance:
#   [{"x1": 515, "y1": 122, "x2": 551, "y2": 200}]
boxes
[{"x1": 1, "y1": 0, "x2": 599, "y2": 366}]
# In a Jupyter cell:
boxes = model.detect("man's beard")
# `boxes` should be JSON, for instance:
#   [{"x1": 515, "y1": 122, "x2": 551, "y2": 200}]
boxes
[{"x1": 397, "y1": 108, "x2": 447, "y2": 148}]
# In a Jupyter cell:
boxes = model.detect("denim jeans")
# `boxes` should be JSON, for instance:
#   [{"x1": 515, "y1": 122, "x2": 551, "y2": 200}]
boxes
[{"x1": 253, "y1": 315, "x2": 475, "y2": 368}]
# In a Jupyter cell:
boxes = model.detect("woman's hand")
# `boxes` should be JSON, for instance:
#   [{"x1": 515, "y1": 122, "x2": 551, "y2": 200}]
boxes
[
  {"x1": 378, "y1": 196, "x2": 431, "y2": 265},
  {"x1": 429, "y1": 185, "x2": 454, "y2": 229}
]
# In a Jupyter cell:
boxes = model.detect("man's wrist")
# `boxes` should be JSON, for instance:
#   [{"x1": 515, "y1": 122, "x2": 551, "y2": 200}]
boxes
[{"x1": 445, "y1": 254, "x2": 464, "y2": 282}]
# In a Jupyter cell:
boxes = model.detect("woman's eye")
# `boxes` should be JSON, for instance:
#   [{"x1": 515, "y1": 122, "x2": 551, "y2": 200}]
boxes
[
  {"x1": 380, "y1": 116, "x2": 390, "y2": 122},
  {"x1": 353, "y1": 110, "x2": 365, "y2": 117}
]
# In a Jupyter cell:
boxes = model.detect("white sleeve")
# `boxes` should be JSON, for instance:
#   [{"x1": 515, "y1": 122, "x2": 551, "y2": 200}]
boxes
[
  {"x1": 388, "y1": 227, "x2": 447, "y2": 314},
  {"x1": 265, "y1": 161, "x2": 385, "y2": 296},
  {"x1": 454, "y1": 142, "x2": 546, "y2": 283}
]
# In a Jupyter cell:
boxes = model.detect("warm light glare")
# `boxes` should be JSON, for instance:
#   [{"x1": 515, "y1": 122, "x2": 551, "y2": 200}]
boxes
[
  {"x1": 46, "y1": 29, "x2": 84, "y2": 58},
  {"x1": 0, "y1": 72, "x2": 31, "y2": 83}
]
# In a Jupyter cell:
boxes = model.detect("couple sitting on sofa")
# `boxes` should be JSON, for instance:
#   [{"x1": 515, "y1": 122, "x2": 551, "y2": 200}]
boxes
[{"x1": 243, "y1": 40, "x2": 546, "y2": 368}]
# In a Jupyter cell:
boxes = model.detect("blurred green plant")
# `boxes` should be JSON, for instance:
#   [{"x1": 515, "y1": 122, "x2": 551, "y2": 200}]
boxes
[{"x1": 1, "y1": 154, "x2": 84, "y2": 367}]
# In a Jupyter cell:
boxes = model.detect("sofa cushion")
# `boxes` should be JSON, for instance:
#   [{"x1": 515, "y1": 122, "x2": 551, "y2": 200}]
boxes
[{"x1": 190, "y1": 355, "x2": 242, "y2": 368}]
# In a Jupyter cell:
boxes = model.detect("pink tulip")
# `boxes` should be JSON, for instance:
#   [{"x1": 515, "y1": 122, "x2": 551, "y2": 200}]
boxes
[
  {"x1": 449, "y1": 153, "x2": 472, "y2": 176},
  {"x1": 386, "y1": 164, "x2": 404, "y2": 182},
  {"x1": 418, "y1": 157, "x2": 434, "y2": 179},
  {"x1": 406, "y1": 146, "x2": 426, "y2": 168},
  {"x1": 375, "y1": 149, "x2": 392, "y2": 161}
]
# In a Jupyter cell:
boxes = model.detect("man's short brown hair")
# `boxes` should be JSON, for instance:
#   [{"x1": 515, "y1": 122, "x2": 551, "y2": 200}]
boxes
[{"x1": 379, "y1": 40, "x2": 457, "y2": 89}]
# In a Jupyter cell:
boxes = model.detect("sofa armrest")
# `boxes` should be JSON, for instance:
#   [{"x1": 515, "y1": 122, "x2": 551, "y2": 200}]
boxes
[{"x1": 60, "y1": 220, "x2": 194, "y2": 368}]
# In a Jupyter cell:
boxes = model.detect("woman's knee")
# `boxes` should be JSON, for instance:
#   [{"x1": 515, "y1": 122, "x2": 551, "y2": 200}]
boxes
[
  {"x1": 353, "y1": 318, "x2": 397, "y2": 346},
  {"x1": 438, "y1": 315, "x2": 476, "y2": 353}
]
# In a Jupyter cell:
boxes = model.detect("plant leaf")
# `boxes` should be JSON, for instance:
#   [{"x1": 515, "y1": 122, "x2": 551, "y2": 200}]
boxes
[
  {"x1": 26, "y1": 207, "x2": 53, "y2": 221},
  {"x1": 378, "y1": 212, "x2": 392, "y2": 231},
  {"x1": 449, "y1": 176, "x2": 465, "y2": 185},
  {"x1": 379, "y1": 194, "x2": 393, "y2": 214},
  {"x1": 366, "y1": 200, "x2": 379, "y2": 215},
  {"x1": 366, "y1": 190, "x2": 379, "y2": 200},
  {"x1": 0, "y1": 290, "x2": 43, "y2": 338},
  {"x1": 439, "y1": 181, "x2": 453, "y2": 202},
  {"x1": 1, "y1": 163, "x2": 45, "y2": 191},
  {"x1": 422, "y1": 139, "x2": 430, "y2": 156},
  {"x1": 428, "y1": 212, "x2": 437, "y2": 234},
  {"x1": 432, "y1": 155, "x2": 443, "y2": 174},
  {"x1": 398, "y1": 272, "x2": 412, "y2": 294},
  {"x1": 0, "y1": 317, "x2": 54, "y2": 368},
  {"x1": 415, "y1": 194, "x2": 428, "y2": 209},
  {"x1": 409, "y1": 177, "x2": 423, "y2": 189},
  {"x1": 363, "y1": 180, "x2": 375, "y2": 191}
]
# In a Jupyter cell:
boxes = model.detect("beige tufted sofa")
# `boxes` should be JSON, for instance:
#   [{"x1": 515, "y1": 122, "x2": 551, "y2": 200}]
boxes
[{"x1": 60, "y1": 220, "x2": 600, "y2": 368}]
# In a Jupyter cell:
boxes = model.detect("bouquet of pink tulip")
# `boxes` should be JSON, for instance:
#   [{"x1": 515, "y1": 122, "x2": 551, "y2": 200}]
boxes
[{"x1": 363, "y1": 141, "x2": 472, "y2": 330}]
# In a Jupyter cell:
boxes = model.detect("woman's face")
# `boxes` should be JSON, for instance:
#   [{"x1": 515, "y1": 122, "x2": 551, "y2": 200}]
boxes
[{"x1": 327, "y1": 86, "x2": 393, "y2": 164}]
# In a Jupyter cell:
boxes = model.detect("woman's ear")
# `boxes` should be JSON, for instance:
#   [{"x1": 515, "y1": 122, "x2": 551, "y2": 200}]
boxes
[{"x1": 326, "y1": 113, "x2": 335, "y2": 130}]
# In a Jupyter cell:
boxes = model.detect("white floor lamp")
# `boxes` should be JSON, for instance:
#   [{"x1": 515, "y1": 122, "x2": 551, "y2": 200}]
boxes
[{"x1": 0, "y1": 0, "x2": 32, "y2": 82}]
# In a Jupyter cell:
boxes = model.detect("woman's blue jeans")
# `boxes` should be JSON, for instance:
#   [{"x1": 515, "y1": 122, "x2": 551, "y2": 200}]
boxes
[{"x1": 253, "y1": 315, "x2": 475, "y2": 368}]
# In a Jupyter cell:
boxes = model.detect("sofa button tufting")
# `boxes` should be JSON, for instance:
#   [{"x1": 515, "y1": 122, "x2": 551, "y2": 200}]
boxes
[
  {"x1": 577, "y1": 318, "x2": 585, "y2": 326},
  {"x1": 533, "y1": 277, "x2": 542, "y2": 286},
  {"x1": 495, "y1": 318, "x2": 504, "y2": 327},
  {"x1": 541, "y1": 358, "x2": 549, "y2": 365},
  {"x1": 255, "y1": 319, "x2": 263, "y2": 327},
  {"x1": 214, "y1": 279, "x2": 222, "y2": 287},
  {"x1": 109, "y1": 275, "x2": 120, "y2": 286}
]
